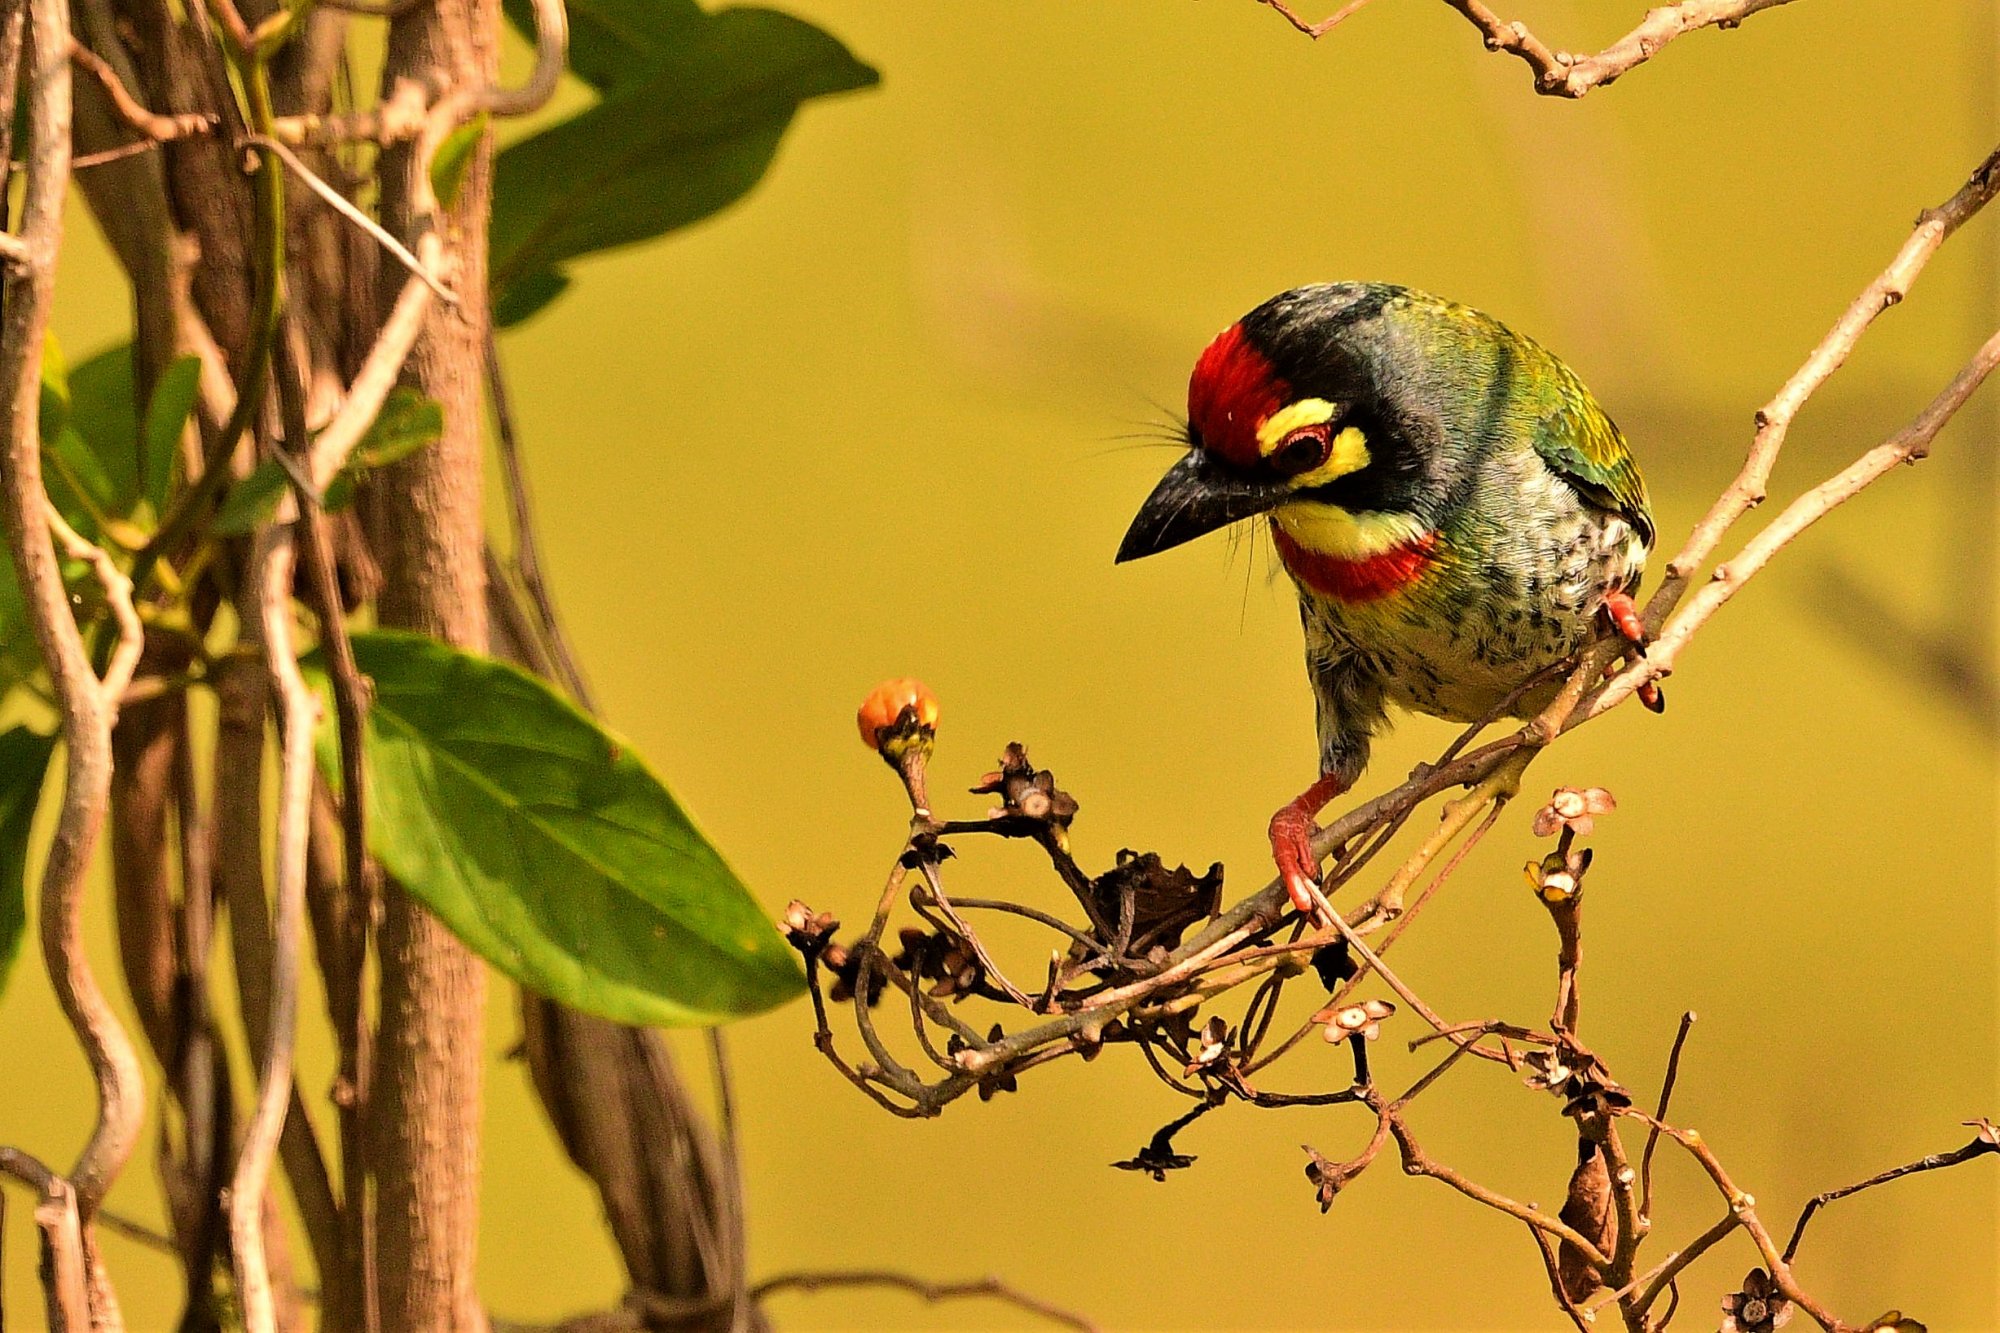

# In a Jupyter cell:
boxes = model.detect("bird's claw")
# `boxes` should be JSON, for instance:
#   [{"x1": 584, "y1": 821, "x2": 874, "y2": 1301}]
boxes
[
  {"x1": 1270, "y1": 808, "x2": 1329, "y2": 922},
  {"x1": 1269, "y1": 772, "x2": 1347, "y2": 924},
  {"x1": 1601, "y1": 588, "x2": 1648, "y2": 647},
  {"x1": 1601, "y1": 589, "x2": 1666, "y2": 713}
]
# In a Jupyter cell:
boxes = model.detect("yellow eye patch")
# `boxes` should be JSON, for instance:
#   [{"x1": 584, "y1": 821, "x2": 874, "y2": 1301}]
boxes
[
  {"x1": 1255, "y1": 400, "x2": 1371, "y2": 487},
  {"x1": 1255, "y1": 398, "x2": 1338, "y2": 451},
  {"x1": 1289, "y1": 425, "x2": 1371, "y2": 488}
]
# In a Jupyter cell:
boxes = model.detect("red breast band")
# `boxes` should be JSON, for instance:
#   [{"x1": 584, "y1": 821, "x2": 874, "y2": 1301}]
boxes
[{"x1": 1270, "y1": 523, "x2": 1439, "y2": 602}]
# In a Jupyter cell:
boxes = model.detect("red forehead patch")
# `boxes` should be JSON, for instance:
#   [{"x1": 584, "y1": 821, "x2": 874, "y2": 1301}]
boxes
[{"x1": 1188, "y1": 322, "x2": 1286, "y2": 467}]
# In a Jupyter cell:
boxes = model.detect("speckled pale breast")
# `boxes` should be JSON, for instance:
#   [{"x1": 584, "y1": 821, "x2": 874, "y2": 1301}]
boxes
[{"x1": 1294, "y1": 447, "x2": 1647, "y2": 731}]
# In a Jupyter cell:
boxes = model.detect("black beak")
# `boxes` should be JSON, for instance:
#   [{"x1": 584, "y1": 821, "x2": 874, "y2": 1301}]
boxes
[{"x1": 1115, "y1": 450, "x2": 1286, "y2": 563}]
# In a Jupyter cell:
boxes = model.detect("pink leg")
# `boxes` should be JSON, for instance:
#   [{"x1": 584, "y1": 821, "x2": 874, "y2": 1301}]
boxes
[
  {"x1": 1602, "y1": 588, "x2": 1646, "y2": 645},
  {"x1": 1269, "y1": 771, "x2": 1348, "y2": 919},
  {"x1": 1602, "y1": 589, "x2": 1666, "y2": 713}
]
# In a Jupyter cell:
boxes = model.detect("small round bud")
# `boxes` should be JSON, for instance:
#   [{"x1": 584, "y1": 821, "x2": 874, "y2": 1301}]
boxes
[
  {"x1": 856, "y1": 677, "x2": 940, "y2": 752},
  {"x1": 858, "y1": 678, "x2": 941, "y2": 811}
]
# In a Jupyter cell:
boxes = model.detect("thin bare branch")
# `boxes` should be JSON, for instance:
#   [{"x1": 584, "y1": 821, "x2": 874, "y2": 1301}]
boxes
[
  {"x1": 752, "y1": 1269, "x2": 1098, "y2": 1332},
  {"x1": 1617, "y1": 1109, "x2": 1841, "y2": 1331},
  {"x1": 0, "y1": 0, "x2": 147, "y2": 1254},
  {"x1": 486, "y1": 331, "x2": 594, "y2": 704},
  {"x1": 1641, "y1": 1012, "x2": 1697, "y2": 1221},
  {"x1": 66, "y1": 37, "x2": 215, "y2": 141},
  {"x1": 1782, "y1": 1126, "x2": 2000, "y2": 1265},
  {"x1": 0, "y1": 1149, "x2": 91, "y2": 1329},
  {"x1": 229, "y1": 521, "x2": 321, "y2": 1333},
  {"x1": 245, "y1": 133, "x2": 460, "y2": 304},
  {"x1": 42, "y1": 503, "x2": 143, "y2": 700},
  {"x1": 1255, "y1": 0, "x2": 1378, "y2": 39},
  {"x1": 1273, "y1": 0, "x2": 1807, "y2": 98},
  {"x1": 1594, "y1": 317, "x2": 2000, "y2": 719},
  {"x1": 478, "y1": 0, "x2": 565, "y2": 117},
  {"x1": 1619, "y1": 1209, "x2": 1740, "y2": 1317}
]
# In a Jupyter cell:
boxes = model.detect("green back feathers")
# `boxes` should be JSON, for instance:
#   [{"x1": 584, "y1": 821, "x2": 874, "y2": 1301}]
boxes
[{"x1": 1399, "y1": 290, "x2": 1653, "y2": 547}]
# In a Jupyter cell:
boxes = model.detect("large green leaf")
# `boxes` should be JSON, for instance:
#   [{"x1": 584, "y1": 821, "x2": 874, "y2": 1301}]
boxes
[
  {"x1": 490, "y1": 6, "x2": 878, "y2": 324},
  {"x1": 0, "y1": 727, "x2": 57, "y2": 1000},
  {"x1": 309, "y1": 630, "x2": 802, "y2": 1025},
  {"x1": 502, "y1": 0, "x2": 702, "y2": 93}
]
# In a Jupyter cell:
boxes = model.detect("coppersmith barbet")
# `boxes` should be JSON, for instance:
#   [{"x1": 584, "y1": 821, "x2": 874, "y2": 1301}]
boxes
[{"x1": 1116, "y1": 283, "x2": 1655, "y2": 915}]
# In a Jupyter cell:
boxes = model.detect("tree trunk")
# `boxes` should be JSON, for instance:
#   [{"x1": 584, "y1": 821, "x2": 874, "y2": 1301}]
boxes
[{"x1": 365, "y1": 0, "x2": 497, "y2": 1327}]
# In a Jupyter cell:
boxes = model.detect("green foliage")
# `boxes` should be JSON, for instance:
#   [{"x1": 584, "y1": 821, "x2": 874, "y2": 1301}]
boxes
[
  {"x1": 34, "y1": 341, "x2": 200, "y2": 533},
  {"x1": 350, "y1": 387, "x2": 445, "y2": 469},
  {"x1": 490, "y1": 2, "x2": 877, "y2": 326},
  {"x1": 0, "y1": 552, "x2": 32, "y2": 696},
  {"x1": 214, "y1": 386, "x2": 444, "y2": 533},
  {"x1": 431, "y1": 112, "x2": 490, "y2": 211},
  {"x1": 0, "y1": 727, "x2": 57, "y2": 1001},
  {"x1": 64, "y1": 344, "x2": 138, "y2": 503},
  {"x1": 491, "y1": 268, "x2": 571, "y2": 329},
  {"x1": 212, "y1": 460, "x2": 292, "y2": 536},
  {"x1": 308, "y1": 630, "x2": 803, "y2": 1026},
  {"x1": 503, "y1": 0, "x2": 702, "y2": 93},
  {"x1": 141, "y1": 356, "x2": 203, "y2": 514}
]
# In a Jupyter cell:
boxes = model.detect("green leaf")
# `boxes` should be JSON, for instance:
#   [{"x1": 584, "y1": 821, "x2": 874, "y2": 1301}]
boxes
[
  {"x1": 66, "y1": 344, "x2": 139, "y2": 508},
  {"x1": 501, "y1": 0, "x2": 702, "y2": 93},
  {"x1": 490, "y1": 7, "x2": 878, "y2": 318},
  {"x1": 213, "y1": 460, "x2": 290, "y2": 535},
  {"x1": 351, "y1": 387, "x2": 444, "y2": 469},
  {"x1": 42, "y1": 427, "x2": 120, "y2": 536},
  {"x1": 141, "y1": 356, "x2": 201, "y2": 513},
  {"x1": 430, "y1": 113, "x2": 489, "y2": 211},
  {"x1": 492, "y1": 267, "x2": 572, "y2": 330},
  {"x1": 0, "y1": 727, "x2": 57, "y2": 1000},
  {"x1": 309, "y1": 630, "x2": 803, "y2": 1026},
  {"x1": 323, "y1": 471, "x2": 357, "y2": 513}
]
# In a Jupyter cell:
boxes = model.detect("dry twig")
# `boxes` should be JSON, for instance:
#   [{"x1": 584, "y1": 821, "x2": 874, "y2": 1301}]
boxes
[
  {"x1": 752, "y1": 1269, "x2": 1099, "y2": 1332},
  {"x1": 1264, "y1": 0, "x2": 1807, "y2": 98}
]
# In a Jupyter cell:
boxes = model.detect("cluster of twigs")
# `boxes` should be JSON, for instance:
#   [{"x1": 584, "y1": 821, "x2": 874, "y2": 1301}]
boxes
[
  {"x1": 796, "y1": 716, "x2": 1994, "y2": 1332},
  {"x1": 791, "y1": 139, "x2": 2000, "y2": 1332}
]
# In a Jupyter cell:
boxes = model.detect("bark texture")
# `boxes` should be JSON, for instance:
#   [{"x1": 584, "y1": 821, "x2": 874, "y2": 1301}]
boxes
[{"x1": 366, "y1": 0, "x2": 498, "y2": 1323}]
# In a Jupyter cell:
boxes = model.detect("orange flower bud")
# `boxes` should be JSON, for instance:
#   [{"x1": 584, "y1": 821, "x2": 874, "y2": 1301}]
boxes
[{"x1": 856, "y1": 677, "x2": 940, "y2": 752}]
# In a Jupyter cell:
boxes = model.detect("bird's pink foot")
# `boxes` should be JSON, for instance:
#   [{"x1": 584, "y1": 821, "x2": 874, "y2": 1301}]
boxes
[
  {"x1": 1269, "y1": 772, "x2": 1347, "y2": 921},
  {"x1": 1601, "y1": 589, "x2": 1666, "y2": 713},
  {"x1": 1602, "y1": 589, "x2": 1647, "y2": 646}
]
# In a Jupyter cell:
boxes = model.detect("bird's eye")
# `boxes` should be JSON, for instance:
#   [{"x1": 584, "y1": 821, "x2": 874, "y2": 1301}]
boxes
[{"x1": 1274, "y1": 427, "x2": 1332, "y2": 476}]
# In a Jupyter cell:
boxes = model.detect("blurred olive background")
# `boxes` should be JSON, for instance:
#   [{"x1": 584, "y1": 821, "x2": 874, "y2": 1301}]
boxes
[{"x1": 6, "y1": 1, "x2": 1998, "y2": 1328}]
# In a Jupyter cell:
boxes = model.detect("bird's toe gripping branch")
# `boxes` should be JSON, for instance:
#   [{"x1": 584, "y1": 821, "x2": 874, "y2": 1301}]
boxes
[
  {"x1": 1269, "y1": 772, "x2": 1348, "y2": 921},
  {"x1": 1601, "y1": 589, "x2": 1667, "y2": 715}
]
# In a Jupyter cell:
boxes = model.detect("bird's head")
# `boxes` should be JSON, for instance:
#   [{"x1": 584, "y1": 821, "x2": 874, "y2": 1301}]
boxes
[{"x1": 1117, "y1": 284, "x2": 1459, "y2": 572}]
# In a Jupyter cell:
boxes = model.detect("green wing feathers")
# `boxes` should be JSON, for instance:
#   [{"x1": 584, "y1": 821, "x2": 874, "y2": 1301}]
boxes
[{"x1": 1523, "y1": 348, "x2": 1655, "y2": 548}]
